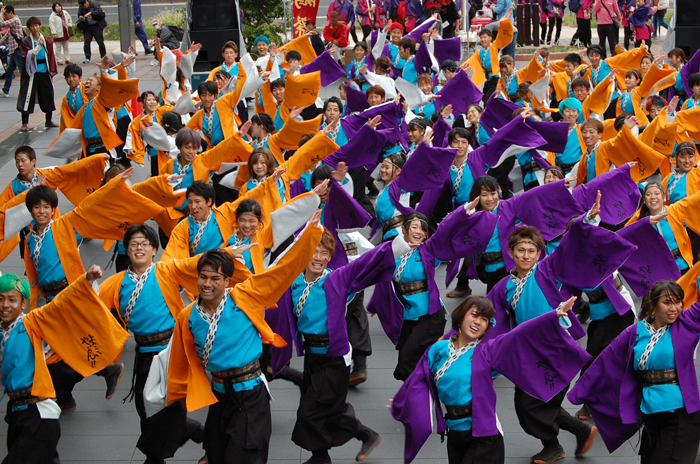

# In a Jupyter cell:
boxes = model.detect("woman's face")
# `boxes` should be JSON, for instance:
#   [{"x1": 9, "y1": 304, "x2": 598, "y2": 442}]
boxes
[
  {"x1": 641, "y1": 58, "x2": 653, "y2": 75},
  {"x1": 643, "y1": 186, "x2": 665, "y2": 214},
  {"x1": 624, "y1": 75, "x2": 640, "y2": 89},
  {"x1": 562, "y1": 107, "x2": 580, "y2": 124},
  {"x1": 588, "y1": 52, "x2": 602, "y2": 67},
  {"x1": 466, "y1": 107, "x2": 481, "y2": 124},
  {"x1": 144, "y1": 94, "x2": 158, "y2": 114},
  {"x1": 237, "y1": 213, "x2": 260, "y2": 237},
  {"x1": 653, "y1": 292, "x2": 683, "y2": 326},
  {"x1": 252, "y1": 155, "x2": 268, "y2": 179},
  {"x1": 380, "y1": 160, "x2": 400, "y2": 183},
  {"x1": 460, "y1": 306, "x2": 490, "y2": 342},
  {"x1": 418, "y1": 80, "x2": 432, "y2": 95},
  {"x1": 407, "y1": 127, "x2": 425, "y2": 144},
  {"x1": 55, "y1": 4, "x2": 63, "y2": 13},
  {"x1": 404, "y1": 218, "x2": 427, "y2": 244},
  {"x1": 479, "y1": 188, "x2": 499, "y2": 212},
  {"x1": 354, "y1": 46, "x2": 366, "y2": 60},
  {"x1": 544, "y1": 170, "x2": 563, "y2": 184},
  {"x1": 676, "y1": 150, "x2": 698, "y2": 174}
]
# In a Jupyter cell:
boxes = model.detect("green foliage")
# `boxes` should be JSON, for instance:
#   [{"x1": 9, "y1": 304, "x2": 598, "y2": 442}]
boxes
[{"x1": 239, "y1": 0, "x2": 288, "y2": 57}]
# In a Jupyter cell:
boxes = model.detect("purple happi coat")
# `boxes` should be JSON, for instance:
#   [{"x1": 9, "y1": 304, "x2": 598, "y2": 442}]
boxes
[
  {"x1": 392, "y1": 310, "x2": 591, "y2": 463},
  {"x1": 434, "y1": 68, "x2": 484, "y2": 115},
  {"x1": 300, "y1": 50, "x2": 346, "y2": 87},
  {"x1": 368, "y1": 206, "x2": 499, "y2": 344},
  {"x1": 568, "y1": 300, "x2": 700, "y2": 452},
  {"x1": 324, "y1": 179, "x2": 372, "y2": 269},
  {"x1": 571, "y1": 164, "x2": 640, "y2": 225}
]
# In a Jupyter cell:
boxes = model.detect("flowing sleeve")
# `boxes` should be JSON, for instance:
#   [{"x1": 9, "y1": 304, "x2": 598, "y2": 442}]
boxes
[
  {"x1": 284, "y1": 131, "x2": 339, "y2": 181},
  {"x1": 492, "y1": 18, "x2": 513, "y2": 49},
  {"x1": 423, "y1": 208, "x2": 499, "y2": 261},
  {"x1": 597, "y1": 125, "x2": 666, "y2": 182},
  {"x1": 42, "y1": 154, "x2": 108, "y2": 207}
]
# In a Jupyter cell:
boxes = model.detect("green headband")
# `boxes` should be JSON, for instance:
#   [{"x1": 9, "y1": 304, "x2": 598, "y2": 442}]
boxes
[{"x1": 0, "y1": 274, "x2": 30, "y2": 301}]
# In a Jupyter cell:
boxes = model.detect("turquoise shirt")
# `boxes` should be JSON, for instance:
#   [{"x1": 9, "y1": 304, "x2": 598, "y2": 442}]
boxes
[
  {"x1": 666, "y1": 172, "x2": 688, "y2": 204},
  {"x1": 393, "y1": 249, "x2": 437, "y2": 321},
  {"x1": 479, "y1": 48, "x2": 494, "y2": 80},
  {"x1": 581, "y1": 283, "x2": 617, "y2": 321},
  {"x1": 376, "y1": 186, "x2": 406, "y2": 240},
  {"x1": 187, "y1": 214, "x2": 224, "y2": 256},
  {"x1": 506, "y1": 265, "x2": 554, "y2": 325},
  {"x1": 118, "y1": 267, "x2": 175, "y2": 353},
  {"x1": 82, "y1": 100, "x2": 101, "y2": 140},
  {"x1": 27, "y1": 227, "x2": 83, "y2": 300},
  {"x1": 66, "y1": 88, "x2": 85, "y2": 114},
  {"x1": 188, "y1": 295, "x2": 263, "y2": 393},
  {"x1": 483, "y1": 209, "x2": 505, "y2": 273},
  {"x1": 227, "y1": 234, "x2": 255, "y2": 272},
  {"x1": 1, "y1": 319, "x2": 35, "y2": 397},
  {"x1": 475, "y1": 123, "x2": 491, "y2": 147},
  {"x1": 449, "y1": 162, "x2": 475, "y2": 206},
  {"x1": 389, "y1": 44, "x2": 406, "y2": 70},
  {"x1": 202, "y1": 107, "x2": 224, "y2": 147},
  {"x1": 33, "y1": 40, "x2": 47, "y2": 73},
  {"x1": 402, "y1": 57, "x2": 418, "y2": 85},
  {"x1": 516, "y1": 150, "x2": 538, "y2": 185},
  {"x1": 292, "y1": 271, "x2": 331, "y2": 354},
  {"x1": 657, "y1": 219, "x2": 689, "y2": 271},
  {"x1": 633, "y1": 321, "x2": 684, "y2": 414},
  {"x1": 172, "y1": 161, "x2": 196, "y2": 211},
  {"x1": 556, "y1": 128, "x2": 583, "y2": 168}
]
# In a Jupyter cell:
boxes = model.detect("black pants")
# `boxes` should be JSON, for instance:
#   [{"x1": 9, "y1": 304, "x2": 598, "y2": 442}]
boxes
[
  {"x1": 4, "y1": 402, "x2": 60, "y2": 464},
  {"x1": 19, "y1": 71, "x2": 55, "y2": 122},
  {"x1": 623, "y1": 25, "x2": 633, "y2": 49},
  {"x1": 346, "y1": 291, "x2": 372, "y2": 371},
  {"x1": 83, "y1": 25, "x2": 107, "y2": 60},
  {"x1": 394, "y1": 309, "x2": 446, "y2": 381},
  {"x1": 604, "y1": 97, "x2": 619, "y2": 120},
  {"x1": 640, "y1": 407, "x2": 700, "y2": 464},
  {"x1": 362, "y1": 25, "x2": 372, "y2": 41},
  {"x1": 573, "y1": 17, "x2": 592, "y2": 46},
  {"x1": 292, "y1": 352, "x2": 372, "y2": 451},
  {"x1": 584, "y1": 309, "x2": 634, "y2": 372},
  {"x1": 487, "y1": 157, "x2": 515, "y2": 199},
  {"x1": 132, "y1": 350, "x2": 203, "y2": 460},
  {"x1": 453, "y1": 256, "x2": 473, "y2": 292},
  {"x1": 47, "y1": 360, "x2": 113, "y2": 407},
  {"x1": 347, "y1": 23, "x2": 359, "y2": 45},
  {"x1": 481, "y1": 76, "x2": 500, "y2": 104},
  {"x1": 476, "y1": 263, "x2": 509, "y2": 294},
  {"x1": 597, "y1": 24, "x2": 618, "y2": 58},
  {"x1": 514, "y1": 386, "x2": 588, "y2": 447},
  {"x1": 546, "y1": 17, "x2": 562, "y2": 44},
  {"x1": 205, "y1": 383, "x2": 271, "y2": 464},
  {"x1": 447, "y1": 429, "x2": 505, "y2": 464}
]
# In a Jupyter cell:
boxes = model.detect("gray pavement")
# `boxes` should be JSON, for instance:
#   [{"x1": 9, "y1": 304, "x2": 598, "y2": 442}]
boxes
[
  {"x1": 0, "y1": 29, "x2": 684, "y2": 464},
  {"x1": 14, "y1": 2, "x2": 186, "y2": 26}
]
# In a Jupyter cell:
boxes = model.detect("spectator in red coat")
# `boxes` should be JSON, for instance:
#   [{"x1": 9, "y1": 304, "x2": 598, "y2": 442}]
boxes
[{"x1": 324, "y1": 12, "x2": 350, "y2": 48}]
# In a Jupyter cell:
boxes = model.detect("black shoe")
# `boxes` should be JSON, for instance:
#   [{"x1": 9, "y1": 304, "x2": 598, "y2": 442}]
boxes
[
  {"x1": 446, "y1": 287, "x2": 472, "y2": 298},
  {"x1": 145, "y1": 48, "x2": 154, "y2": 55},
  {"x1": 143, "y1": 459, "x2": 165, "y2": 464},
  {"x1": 191, "y1": 425, "x2": 205, "y2": 444},
  {"x1": 104, "y1": 362, "x2": 124, "y2": 399},
  {"x1": 356, "y1": 431, "x2": 383, "y2": 461},
  {"x1": 57, "y1": 396, "x2": 77, "y2": 412},
  {"x1": 45, "y1": 120, "x2": 58, "y2": 128},
  {"x1": 575, "y1": 423, "x2": 597, "y2": 457},
  {"x1": 530, "y1": 445, "x2": 564, "y2": 464},
  {"x1": 302, "y1": 450, "x2": 332, "y2": 464}
]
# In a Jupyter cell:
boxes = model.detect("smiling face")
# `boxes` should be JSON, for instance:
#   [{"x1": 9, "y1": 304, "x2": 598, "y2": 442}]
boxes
[
  {"x1": 200, "y1": 91, "x2": 216, "y2": 111},
  {"x1": 403, "y1": 218, "x2": 427, "y2": 245},
  {"x1": 450, "y1": 134, "x2": 469, "y2": 157},
  {"x1": 0, "y1": 289, "x2": 26, "y2": 327},
  {"x1": 251, "y1": 155, "x2": 269, "y2": 179},
  {"x1": 143, "y1": 94, "x2": 158, "y2": 114},
  {"x1": 84, "y1": 75, "x2": 100, "y2": 99},
  {"x1": 256, "y1": 41, "x2": 269, "y2": 57},
  {"x1": 313, "y1": 179, "x2": 330, "y2": 203},
  {"x1": 367, "y1": 92, "x2": 384, "y2": 107},
  {"x1": 479, "y1": 187, "x2": 499, "y2": 212},
  {"x1": 236, "y1": 213, "x2": 260, "y2": 237},
  {"x1": 652, "y1": 292, "x2": 683, "y2": 326},
  {"x1": 399, "y1": 46, "x2": 410, "y2": 60},
  {"x1": 15, "y1": 153, "x2": 35, "y2": 180},
  {"x1": 354, "y1": 46, "x2": 366, "y2": 60},
  {"x1": 459, "y1": 306, "x2": 489, "y2": 342},
  {"x1": 479, "y1": 34, "x2": 491, "y2": 49},
  {"x1": 676, "y1": 149, "x2": 697, "y2": 173},
  {"x1": 581, "y1": 126, "x2": 601, "y2": 148},
  {"x1": 418, "y1": 80, "x2": 432, "y2": 95},
  {"x1": 588, "y1": 51, "x2": 602, "y2": 67},
  {"x1": 641, "y1": 57, "x2": 653, "y2": 75},
  {"x1": 306, "y1": 244, "x2": 332, "y2": 276},
  {"x1": 380, "y1": 159, "x2": 401, "y2": 183},
  {"x1": 187, "y1": 193, "x2": 213, "y2": 222},
  {"x1": 391, "y1": 28, "x2": 403, "y2": 43},
  {"x1": 179, "y1": 141, "x2": 198, "y2": 164},
  {"x1": 466, "y1": 106, "x2": 481, "y2": 124},
  {"x1": 572, "y1": 85, "x2": 589, "y2": 102},
  {"x1": 624, "y1": 74, "x2": 641, "y2": 90},
  {"x1": 643, "y1": 185, "x2": 665, "y2": 215},
  {"x1": 126, "y1": 232, "x2": 156, "y2": 267},
  {"x1": 407, "y1": 126, "x2": 425, "y2": 143},
  {"x1": 544, "y1": 170, "x2": 563, "y2": 184},
  {"x1": 508, "y1": 240, "x2": 541, "y2": 274},
  {"x1": 66, "y1": 72, "x2": 80, "y2": 90},
  {"x1": 197, "y1": 265, "x2": 230, "y2": 307},
  {"x1": 272, "y1": 85, "x2": 285, "y2": 103},
  {"x1": 31, "y1": 199, "x2": 54, "y2": 229},
  {"x1": 562, "y1": 107, "x2": 580, "y2": 124}
]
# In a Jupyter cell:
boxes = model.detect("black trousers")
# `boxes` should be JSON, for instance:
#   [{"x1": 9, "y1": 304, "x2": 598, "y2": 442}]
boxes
[
  {"x1": 584, "y1": 309, "x2": 635, "y2": 372},
  {"x1": 514, "y1": 386, "x2": 589, "y2": 447},
  {"x1": 476, "y1": 263, "x2": 509, "y2": 294},
  {"x1": 205, "y1": 383, "x2": 271, "y2": 464},
  {"x1": 481, "y1": 76, "x2": 500, "y2": 104},
  {"x1": 47, "y1": 360, "x2": 114, "y2": 407},
  {"x1": 487, "y1": 158, "x2": 516, "y2": 199},
  {"x1": 573, "y1": 17, "x2": 592, "y2": 46},
  {"x1": 83, "y1": 25, "x2": 106, "y2": 60},
  {"x1": 447, "y1": 429, "x2": 505, "y2": 464},
  {"x1": 640, "y1": 407, "x2": 700, "y2": 464},
  {"x1": 132, "y1": 350, "x2": 203, "y2": 460},
  {"x1": 346, "y1": 291, "x2": 372, "y2": 370},
  {"x1": 362, "y1": 25, "x2": 373, "y2": 41},
  {"x1": 394, "y1": 309, "x2": 446, "y2": 381},
  {"x1": 4, "y1": 402, "x2": 60, "y2": 464},
  {"x1": 292, "y1": 352, "x2": 371, "y2": 452},
  {"x1": 19, "y1": 71, "x2": 55, "y2": 122},
  {"x1": 546, "y1": 17, "x2": 562, "y2": 44},
  {"x1": 623, "y1": 25, "x2": 633, "y2": 49},
  {"x1": 597, "y1": 24, "x2": 618, "y2": 58}
]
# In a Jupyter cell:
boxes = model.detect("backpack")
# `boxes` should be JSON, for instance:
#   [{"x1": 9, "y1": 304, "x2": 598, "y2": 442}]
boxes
[
  {"x1": 569, "y1": 0, "x2": 581, "y2": 13},
  {"x1": 165, "y1": 25, "x2": 185, "y2": 41}
]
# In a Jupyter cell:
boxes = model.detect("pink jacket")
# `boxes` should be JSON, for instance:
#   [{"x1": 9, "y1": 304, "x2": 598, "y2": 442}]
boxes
[
  {"x1": 594, "y1": 0, "x2": 621, "y2": 24},
  {"x1": 576, "y1": 0, "x2": 592, "y2": 19}
]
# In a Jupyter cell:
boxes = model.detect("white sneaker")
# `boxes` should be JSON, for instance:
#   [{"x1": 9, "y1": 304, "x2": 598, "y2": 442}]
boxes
[{"x1": 0, "y1": 91, "x2": 8, "y2": 97}]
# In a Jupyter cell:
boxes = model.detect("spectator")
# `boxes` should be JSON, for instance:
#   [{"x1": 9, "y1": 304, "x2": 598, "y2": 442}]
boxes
[
  {"x1": 49, "y1": 2, "x2": 72, "y2": 65},
  {"x1": 357, "y1": 0, "x2": 385, "y2": 40},
  {"x1": 544, "y1": 0, "x2": 564, "y2": 45},
  {"x1": 133, "y1": 0, "x2": 153, "y2": 55},
  {"x1": 651, "y1": 0, "x2": 668, "y2": 39},
  {"x1": 151, "y1": 18, "x2": 180, "y2": 51},
  {"x1": 18, "y1": 16, "x2": 57, "y2": 131},
  {"x1": 77, "y1": 0, "x2": 107, "y2": 64},
  {"x1": 0, "y1": 5, "x2": 23, "y2": 97},
  {"x1": 570, "y1": 0, "x2": 592, "y2": 47},
  {"x1": 619, "y1": 0, "x2": 635, "y2": 49},
  {"x1": 327, "y1": 0, "x2": 358, "y2": 44},
  {"x1": 493, "y1": 2, "x2": 516, "y2": 59},
  {"x1": 324, "y1": 12, "x2": 350, "y2": 48},
  {"x1": 594, "y1": 0, "x2": 621, "y2": 57}
]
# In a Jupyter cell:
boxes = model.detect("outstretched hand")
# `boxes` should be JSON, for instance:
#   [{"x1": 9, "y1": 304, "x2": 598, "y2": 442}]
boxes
[
  {"x1": 86, "y1": 264, "x2": 103, "y2": 282},
  {"x1": 231, "y1": 243, "x2": 258, "y2": 258},
  {"x1": 272, "y1": 167, "x2": 288, "y2": 183},
  {"x1": 120, "y1": 167, "x2": 135, "y2": 182},
  {"x1": 237, "y1": 120, "x2": 252, "y2": 138},
  {"x1": 557, "y1": 296, "x2": 577, "y2": 317},
  {"x1": 649, "y1": 213, "x2": 669, "y2": 225},
  {"x1": 589, "y1": 190, "x2": 601, "y2": 221},
  {"x1": 332, "y1": 161, "x2": 348, "y2": 182},
  {"x1": 309, "y1": 208, "x2": 322, "y2": 227}
]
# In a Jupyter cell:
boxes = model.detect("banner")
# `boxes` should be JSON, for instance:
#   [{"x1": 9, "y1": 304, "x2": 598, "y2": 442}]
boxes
[{"x1": 293, "y1": 0, "x2": 319, "y2": 37}]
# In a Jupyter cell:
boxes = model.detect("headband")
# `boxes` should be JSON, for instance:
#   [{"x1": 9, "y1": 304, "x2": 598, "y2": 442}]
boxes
[
  {"x1": 510, "y1": 239, "x2": 541, "y2": 251},
  {"x1": 199, "y1": 268, "x2": 230, "y2": 278},
  {"x1": 403, "y1": 217, "x2": 429, "y2": 228}
]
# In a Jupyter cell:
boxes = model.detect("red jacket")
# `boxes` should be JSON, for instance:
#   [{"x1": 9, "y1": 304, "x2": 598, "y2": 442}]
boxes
[{"x1": 323, "y1": 22, "x2": 349, "y2": 47}]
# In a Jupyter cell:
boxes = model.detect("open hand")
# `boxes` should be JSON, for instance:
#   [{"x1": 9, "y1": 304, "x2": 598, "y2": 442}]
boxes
[{"x1": 557, "y1": 296, "x2": 577, "y2": 317}]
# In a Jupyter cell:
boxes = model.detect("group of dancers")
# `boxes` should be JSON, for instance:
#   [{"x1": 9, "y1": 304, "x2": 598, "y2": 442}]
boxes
[{"x1": 1, "y1": 10, "x2": 700, "y2": 464}]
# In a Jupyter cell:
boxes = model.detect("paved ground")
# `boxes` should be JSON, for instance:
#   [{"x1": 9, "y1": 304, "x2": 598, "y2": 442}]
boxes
[
  {"x1": 0, "y1": 30, "x2": 684, "y2": 464},
  {"x1": 14, "y1": 3, "x2": 186, "y2": 27}
]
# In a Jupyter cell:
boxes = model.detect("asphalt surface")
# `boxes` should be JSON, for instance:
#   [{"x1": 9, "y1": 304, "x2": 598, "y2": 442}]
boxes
[{"x1": 15, "y1": 2, "x2": 185, "y2": 25}]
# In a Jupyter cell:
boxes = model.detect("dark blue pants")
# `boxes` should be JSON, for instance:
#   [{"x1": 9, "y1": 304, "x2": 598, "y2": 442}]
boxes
[
  {"x1": 135, "y1": 22, "x2": 150, "y2": 52},
  {"x1": 3, "y1": 48, "x2": 21, "y2": 93}
]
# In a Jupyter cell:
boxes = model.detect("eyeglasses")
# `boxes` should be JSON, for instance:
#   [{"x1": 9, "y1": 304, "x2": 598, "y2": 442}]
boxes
[{"x1": 128, "y1": 241, "x2": 153, "y2": 250}]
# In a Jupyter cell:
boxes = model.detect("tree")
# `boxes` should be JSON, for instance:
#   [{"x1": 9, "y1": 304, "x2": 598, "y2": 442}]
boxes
[{"x1": 239, "y1": 0, "x2": 290, "y2": 57}]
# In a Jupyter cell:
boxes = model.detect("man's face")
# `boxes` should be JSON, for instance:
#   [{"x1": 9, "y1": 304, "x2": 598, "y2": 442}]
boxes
[
  {"x1": 126, "y1": 232, "x2": 156, "y2": 267},
  {"x1": 222, "y1": 48, "x2": 237, "y2": 65},
  {"x1": 15, "y1": 153, "x2": 35, "y2": 178},
  {"x1": 572, "y1": 85, "x2": 589, "y2": 102},
  {"x1": 306, "y1": 245, "x2": 332, "y2": 275},
  {"x1": 187, "y1": 194, "x2": 213, "y2": 222},
  {"x1": 391, "y1": 28, "x2": 403, "y2": 43},
  {"x1": 200, "y1": 91, "x2": 216, "y2": 111},
  {"x1": 197, "y1": 265, "x2": 230, "y2": 306},
  {"x1": 0, "y1": 290, "x2": 26, "y2": 327},
  {"x1": 256, "y1": 41, "x2": 269, "y2": 56},
  {"x1": 272, "y1": 85, "x2": 285, "y2": 103},
  {"x1": 180, "y1": 142, "x2": 198, "y2": 163},
  {"x1": 324, "y1": 102, "x2": 341, "y2": 124},
  {"x1": 367, "y1": 92, "x2": 383, "y2": 107},
  {"x1": 450, "y1": 134, "x2": 469, "y2": 157},
  {"x1": 649, "y1": 104, "x2": 663, "y2": 120},
  {"x1": 399, "y1": 46, "x2": 410, "y2": 60},
  {"x1": 66, "y1": 72, "x2": 81, "y2": 89},
  {"x1": 84, "y1": 76, "x2": 100, "y2": 99},
  {"x1": 564, "y1": 61, "x2": 576, "y2": 77},
  {"x1": 29, "y1": 23, "x2": 41, "y2": 36},
  {"x1": 588, "y1": 52, "x2": 602, "y2": 67},
  {"x1": 31, "y1": 200, "x2": 54, "y2": 228},
  {"x1": 581, "y1": 126, "x2": 601, "y2": 147},
  {"x1": 479, "y1": 34, "x2": 491, "y2": 49},
  {"x1": 508, "y1": 241, "x2": 541, "y2": 274}
]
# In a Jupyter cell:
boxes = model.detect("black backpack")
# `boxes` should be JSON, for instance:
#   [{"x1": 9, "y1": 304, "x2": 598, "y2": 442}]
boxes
[{"x1": 165, "y1": 25, "x2": 185, "y2": 42}]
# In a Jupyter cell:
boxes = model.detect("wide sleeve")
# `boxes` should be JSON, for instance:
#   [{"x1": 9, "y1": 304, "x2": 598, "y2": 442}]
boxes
[
  {"x1": 423, "y1": 208, "x2": 499, "y2": 261},
  {"x1": 283, "y1": 131, "x2": 339, "y2": 181},
  {"x1": 597, "y1": 125, "x2": 666, "y2": 183},
  {"x1": 41, "y1": 154, "x2": 108, "y2": 206},
  {"x1": 132, "y1": 174, "x2": 187, "y2": 209},
  {"x1": 98, "y1": 272, "x2": 125, "y2": 324},
  {"x1": 195, "y1": 131, "x2": 253, "y2": 178},
  {"x1": 668, "y1": 190, "x2": 700, "y2": 236},
  {"x1": 95, "y1": 74, "x2": 140, "y2": 110},
  {"x1": 492, "y1": 18, "x2": 514, "y2": 50},
  {"x1": 268, "y1": 115, "x2": 325, "y2": 164},
  {"x1": 161, "y1": 219, "x2": 190, "y2": 262},
  {"x1": 516, "y1": 53, "x2": 545, "y2": 86}
]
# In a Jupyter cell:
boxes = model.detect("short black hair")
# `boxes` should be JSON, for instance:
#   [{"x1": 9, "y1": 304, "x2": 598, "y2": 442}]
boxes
[
  {"x1": 408, "y1": 118, "x2": 428, "y2": 132},
  {"x1": 197, "y1": 249, "x2": 234, "y2": 278},
  {"x1": 26, "y1": 185, "x2": 58, "y2": 211},
  {"x1": 64, "y1": 63, "x2": 83, "y2": 79},
  {"x1": 161, "y1": 111, "x2": 183, "y2": 134},
  {"x1": 197, "y1": 80, "x2": 218, "y2": 96},
  {"x1": 564, "y1": 53, "x2": 582, "y2": 66},
  {"x1": 186, "y1": 180, "x2": 215, "y2": 204},
  {"x1": 399, "y1": 38, "x2": 416, "y2": 55},
  {"x1": 251, "y1": 113, "x2": 275, "y2": 133},
  {"x1": 323, "y1": 96, "x2": 343, "y2": 115},
  {"x1": 441, "y1": 60, "x2": 458, "y2": 72},
  {"x1": 4, "y1": 5, "x2": 14, "y2": 14},
  {"x1": 689, "y1": 73, "x2": 700, "y2": 90},
  {"x1": 138, "y1": 90, "x2": 158, "y2": 104},
  {"x1": 26, "y1": 16, "x2": 41, "y2": 28},
  {"x1": 123, "y1": 224, "x2": 160, "y2": 251},
  {"x1": 52, "y1": 2, "x2": 63, "y2": 12},
  {"x1": 270, "y1": 78, "x2": 286, "y2": 92},
  {"x1": 479, "y1": 29, "x2": 493, "y2": 38},
  {"x1": 285, "y1": 50, "x2": 302, "y2": 62},
  {"x1": 311, "y1": 164, "x2": 333, "y2": 187},
  {"x1": 448, "y1": 127, "x2": 471, "y2": 144},
  {"x1": 586, "y1": 45, "x2": 604, "y2": 57},
  {"x1": 614, "y1": 113, "x2": 634, "y2": 132},
  {"x1": 15, "y1": 145, "x2": 36, "y2": 161},
  {"x1": 469, "y1": 175, "x2": 500, "y2": 207}
]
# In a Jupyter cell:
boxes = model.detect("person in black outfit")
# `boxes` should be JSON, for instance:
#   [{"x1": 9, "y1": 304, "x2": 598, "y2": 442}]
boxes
[{"x1": 77, "y1": 0, "x2": 107, "y2": 64}]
